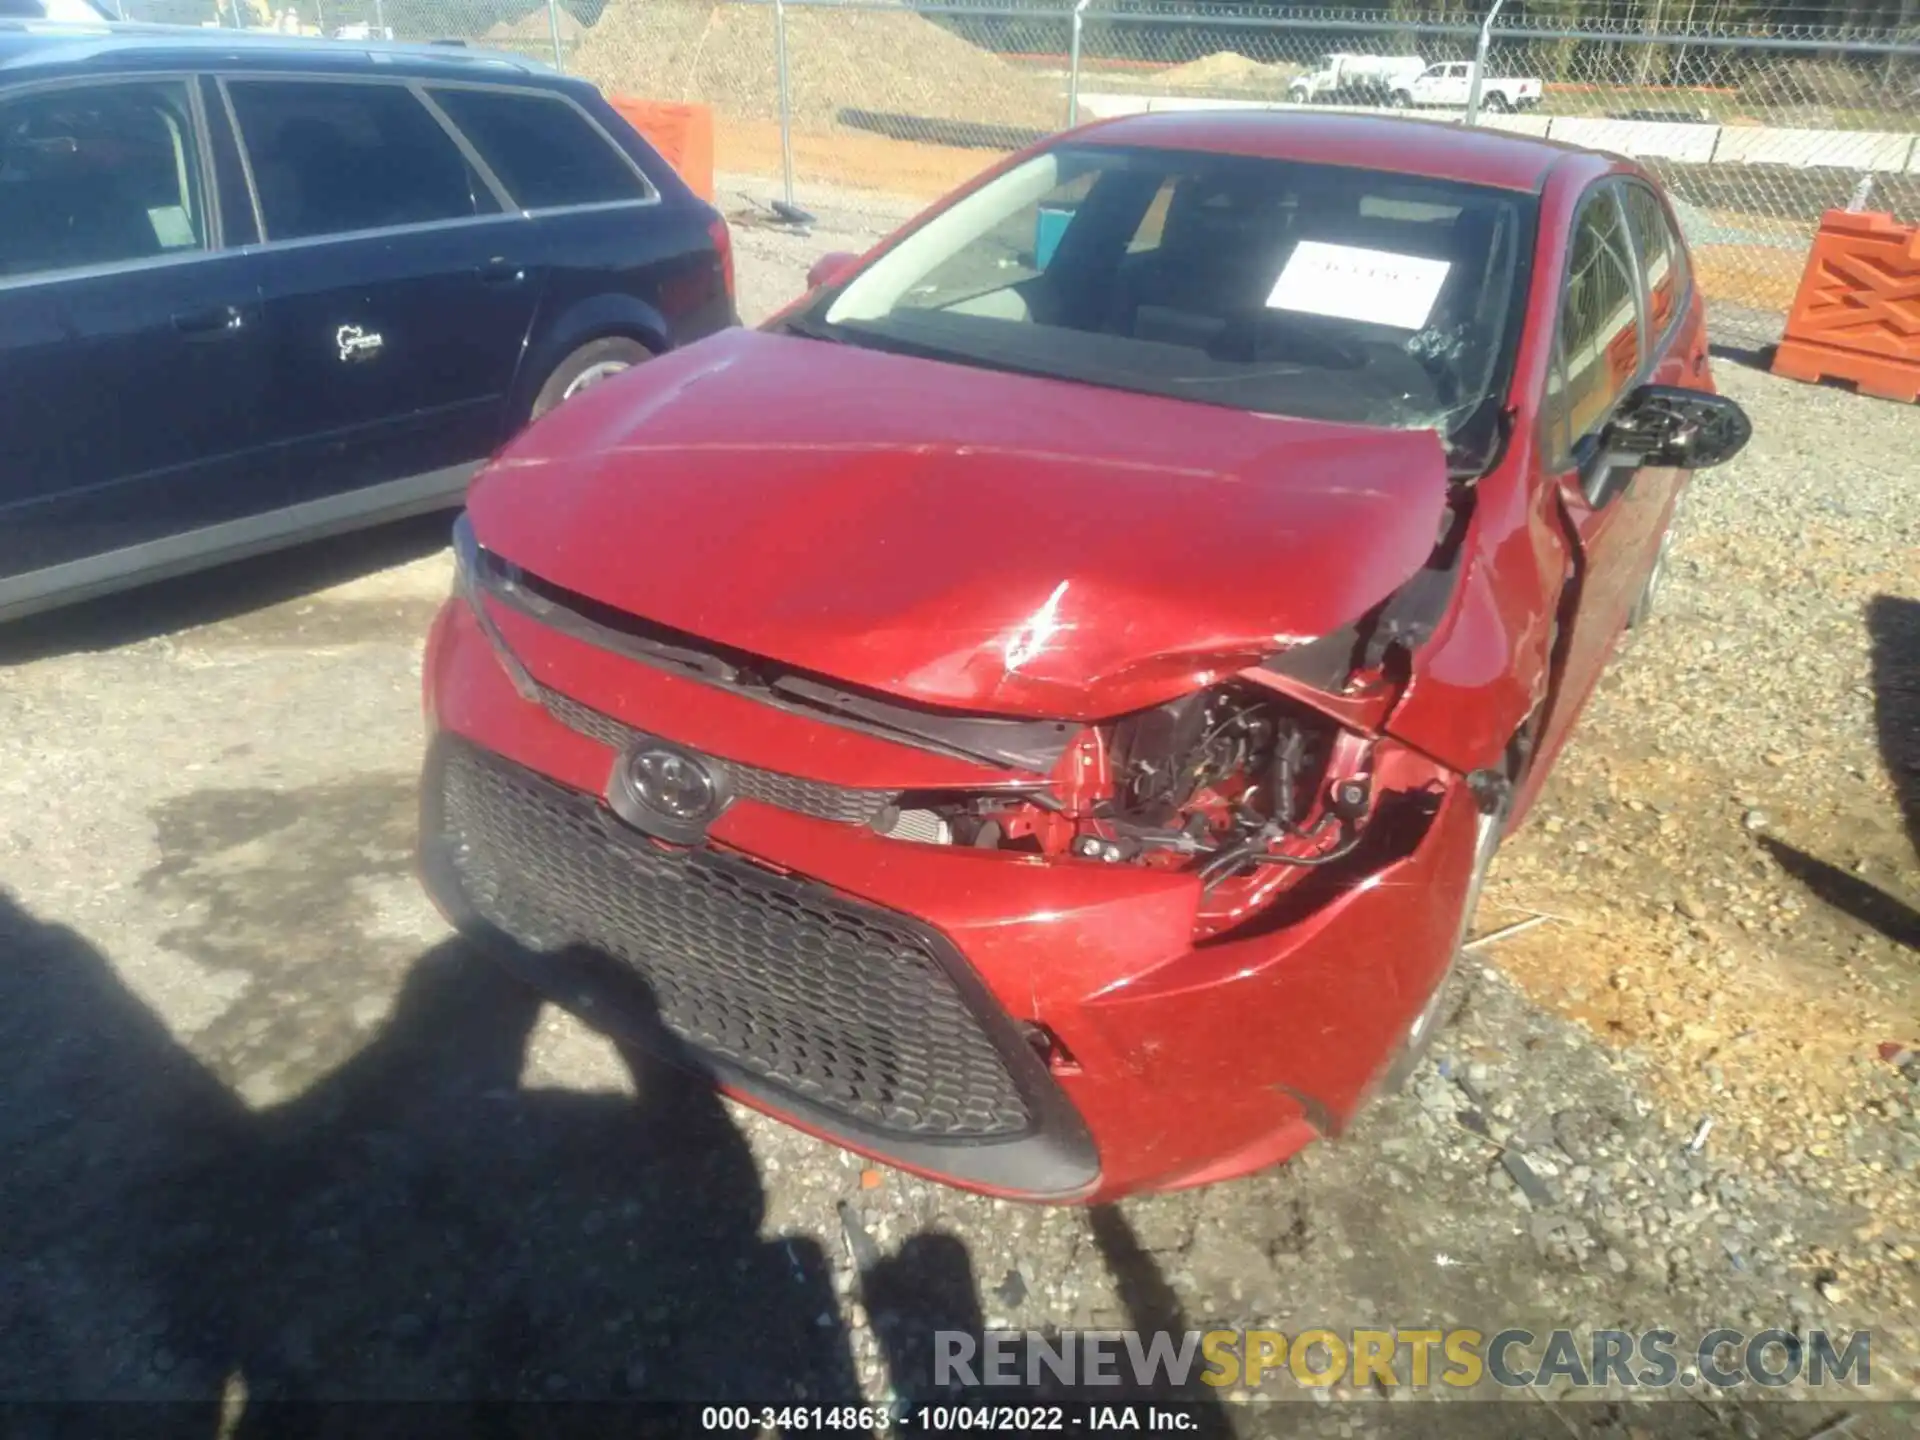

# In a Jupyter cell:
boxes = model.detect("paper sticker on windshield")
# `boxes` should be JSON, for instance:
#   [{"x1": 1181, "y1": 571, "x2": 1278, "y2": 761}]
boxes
[{"x1": 1266, "y1": 241, "x2": 1452, "y2": 330}]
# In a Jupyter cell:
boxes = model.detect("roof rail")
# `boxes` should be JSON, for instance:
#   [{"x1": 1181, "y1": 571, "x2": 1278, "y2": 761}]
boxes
[{"x1": 0, "y1": 23, "x2": 547, "y2": 74}]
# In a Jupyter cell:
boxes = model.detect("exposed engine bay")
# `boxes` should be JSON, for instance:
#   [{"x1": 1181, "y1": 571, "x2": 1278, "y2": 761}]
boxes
[
  {"x1": 459, "y1": 517, "x2": 1454, "y2": 947},
  {"x1": 875, "y1": 681, "x2": 1411, "y2": 942}
]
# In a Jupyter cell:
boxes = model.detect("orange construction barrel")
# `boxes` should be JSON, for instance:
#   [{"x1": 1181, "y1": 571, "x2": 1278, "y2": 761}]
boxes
[
  {"x1": 1771, "y1": 209, "x2": 1920, "y2": 404},
  {"x1": 607, "y1": 97, "x2": 715, "y2": 204}
]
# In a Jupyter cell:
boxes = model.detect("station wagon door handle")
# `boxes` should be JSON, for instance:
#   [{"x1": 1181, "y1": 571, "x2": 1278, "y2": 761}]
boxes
[
  {"x1": 172, "y1": 305, "x2": 247, "y2": 340},
  {"x1": 474, "y1": 259, "x2": 526, "y2": 286}
]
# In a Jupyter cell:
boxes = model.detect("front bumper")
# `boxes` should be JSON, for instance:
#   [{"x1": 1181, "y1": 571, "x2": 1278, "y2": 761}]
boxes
[{"x1": 420, "y1": 597, "x2": 1482, "y2": 1203}]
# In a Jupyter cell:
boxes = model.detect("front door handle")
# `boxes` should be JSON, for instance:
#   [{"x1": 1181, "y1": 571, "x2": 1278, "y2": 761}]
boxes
[
  {"x1": 475, "y1": 259, "x2": 526, "y2": 286},
  {"x1": 172, "y1": 304, "x2": 247, "y2": 339}
]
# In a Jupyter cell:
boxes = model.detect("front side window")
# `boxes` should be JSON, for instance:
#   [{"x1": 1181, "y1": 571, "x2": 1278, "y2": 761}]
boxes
[
  {"x1": 429, "y1": 87, "x2": 648, "y2": 211},
  {"x1": 226, "y1": 79, "x2": 497, "y2": 242},
  {"x1": 0, "y1": 80, "x2": 205, "y2": 281},
  {"x1": 1555, "y1": 186, "x2": 1642, "y2": 446},
  {"x1": 802, "y1": 144, "x2": 1532, "y2": 450}
]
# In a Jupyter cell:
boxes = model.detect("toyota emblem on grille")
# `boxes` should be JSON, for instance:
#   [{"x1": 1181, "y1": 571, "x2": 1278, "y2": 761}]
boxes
[
  {"x1": 631, "y1": 747, "x2": 715, "y2": 820},
  {"x1": 609, "y1": 741, "x2": 730, "y2": 843}
]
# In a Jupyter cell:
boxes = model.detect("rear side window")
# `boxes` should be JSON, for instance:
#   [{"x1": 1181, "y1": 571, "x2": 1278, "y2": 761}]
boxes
[
  {"x1": 0, "y1": 80, "x2": 205, "y2": 281},
  {"x1": 1556, "y1": 187, "x2": 1642, "y2": 445},
  {"x1": 226, "y1": 79, "x2": 498, "y2": 242},
  {"x1": 1621, "y1": 182, "x2": 1688, "y2": 342},
  {"x1": 430, "y1": 87, "x2": 649, "y2": 211}
]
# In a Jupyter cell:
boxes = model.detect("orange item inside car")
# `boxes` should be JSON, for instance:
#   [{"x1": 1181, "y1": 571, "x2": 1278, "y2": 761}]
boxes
[
  {"x1": 608, "y1": 97, "x2": 714, "y2": 204},
  {"x1": 1771, "y1": 209, "x2": 1920, "y2": 404}
]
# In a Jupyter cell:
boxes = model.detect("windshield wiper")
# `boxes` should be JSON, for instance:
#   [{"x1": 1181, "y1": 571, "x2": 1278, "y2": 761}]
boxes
[{"x1": 777, "y1": 313, "x2": 847, "y2": 343}]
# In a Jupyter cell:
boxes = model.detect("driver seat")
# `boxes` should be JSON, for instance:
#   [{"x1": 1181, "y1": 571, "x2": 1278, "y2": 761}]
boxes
[{"x1": 1105, "y1": 172, "x2": 1295, "y2": 348}]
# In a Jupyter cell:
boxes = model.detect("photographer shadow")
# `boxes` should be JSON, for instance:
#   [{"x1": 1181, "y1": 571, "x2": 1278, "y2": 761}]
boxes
[
  {"x1": 857, "y1": 1206, "x2": 1234, "y2": 1438},
  {"x1": 0, "y1": 891, "x2": 858, "y2": 1439}
]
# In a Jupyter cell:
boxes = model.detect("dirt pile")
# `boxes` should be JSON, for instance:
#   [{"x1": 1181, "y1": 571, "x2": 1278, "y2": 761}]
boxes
[
  {"x1": 1156, "y1": 50, "x2": 1302, "y2": 93},
  {"x1": 484, "y1": 7, "x2": 585, "y2": 42},
  {"x1": 571, "y1": 1, "x2": 1064, "y2": 132}
]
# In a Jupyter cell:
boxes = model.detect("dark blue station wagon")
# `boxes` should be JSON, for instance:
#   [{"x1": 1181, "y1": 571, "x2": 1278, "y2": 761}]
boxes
[{"x1": 0, "y1": 22, "x2": 737, "y2": 622}]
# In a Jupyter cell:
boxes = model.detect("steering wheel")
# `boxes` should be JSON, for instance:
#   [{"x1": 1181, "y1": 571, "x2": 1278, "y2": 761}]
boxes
[{"x1": 1267, "y1": 317, "x2": 1369, "y2": 369}]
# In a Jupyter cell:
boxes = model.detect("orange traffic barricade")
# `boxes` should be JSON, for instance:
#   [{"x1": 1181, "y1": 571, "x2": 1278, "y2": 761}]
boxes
[
  {"x1": 608, "y1": 97, "x2": 715, "y2": 204},
  {"x1": 1771, "y1": 209, "x2": 1920, "y2": 404}
]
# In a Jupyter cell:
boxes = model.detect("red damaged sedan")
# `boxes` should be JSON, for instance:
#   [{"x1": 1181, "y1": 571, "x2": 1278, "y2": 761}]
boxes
[{"x1": 416, "y1": 112, "x2": 1750, "y2": 1203}]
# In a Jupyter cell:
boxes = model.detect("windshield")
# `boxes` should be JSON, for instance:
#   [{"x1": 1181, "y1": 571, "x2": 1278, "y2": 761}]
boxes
[{"x1": 800, "y1": 144, "x2": 1533, "y2": 448}]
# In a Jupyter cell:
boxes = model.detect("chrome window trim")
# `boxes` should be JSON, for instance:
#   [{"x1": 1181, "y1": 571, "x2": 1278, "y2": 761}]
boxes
[
  {"x1": 212, "y1": 70, "x2": 660, "y2": 241},
  {"x1": 216, "y1": 70, "x2": 514, "y2": 241},
  {"x1": 213, "y1": 72, "x2": 267, "y2": 243},
  {"x1": 249, "y1": 209, "x2": 527, "y2": 255},
  {"x1": 0, "y1": 68, "x2": 200, "y2": 99},
  {"x1": 0, "y1": 68, "x2": 670, "y2": 297},
  {"x1": 0, "y1": 70, "x2": 215, "y2": 290},
  {"x1": 184, "y1": 70, "x2": 225, "y2": 247},
  {"x1": 0, "y1": 245, "x2": 230, "y2": 295},
  {"x1": 0, "y1": 211, "x2": 529, "y2": 295},
  {"x1": 523, "y1": 196, "x2": 656, "y2": 220},
  {"x1": 410, "y1": 81, "x2": 516, "y2": 213}
]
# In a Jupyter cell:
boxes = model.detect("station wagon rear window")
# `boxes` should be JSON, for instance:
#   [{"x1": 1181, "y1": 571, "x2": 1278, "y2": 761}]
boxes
[{"x1": 430, "y1": 87, "x2": 650, "y2": 211}]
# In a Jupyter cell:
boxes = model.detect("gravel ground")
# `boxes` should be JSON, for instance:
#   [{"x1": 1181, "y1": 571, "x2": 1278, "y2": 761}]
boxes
[{"x1": 1, "y1": 181, "x2": 1916, "y2": 1436}]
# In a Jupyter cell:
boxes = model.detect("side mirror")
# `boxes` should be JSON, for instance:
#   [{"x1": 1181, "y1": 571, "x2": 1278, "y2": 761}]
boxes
[
  {"x1": 807, "y1": 251, "x2": 859, "y2": 292},
  {"x1": 1607, "y1": 383, "x2": 1752, "y2": 471}
]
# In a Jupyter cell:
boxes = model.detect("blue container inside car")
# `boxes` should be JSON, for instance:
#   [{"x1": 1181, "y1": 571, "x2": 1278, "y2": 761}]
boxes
[{"x1": 1034, "y1": 206, "x2": 1074, "y2": 268}]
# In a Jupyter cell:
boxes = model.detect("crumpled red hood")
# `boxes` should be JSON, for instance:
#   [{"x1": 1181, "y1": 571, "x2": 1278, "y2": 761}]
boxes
[{"x1": 468, "y1": 329, "x2": 1450, "y2": 719}]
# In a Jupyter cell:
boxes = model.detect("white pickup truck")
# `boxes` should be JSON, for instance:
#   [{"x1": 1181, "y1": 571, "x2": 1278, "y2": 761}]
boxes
[
  {"x1": 1287, "y1": 53, "x2": 1427, "y2": 106},
  {"x1": 1392, "y1": 60, "x2": 1543, "y2": 112}
]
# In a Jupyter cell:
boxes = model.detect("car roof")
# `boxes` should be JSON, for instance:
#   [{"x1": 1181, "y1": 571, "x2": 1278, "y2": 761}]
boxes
[
  {"x1": 0, "y1": 18, "x2": 562, "y2": 84},
  {"x1": 1077, "y1": 109, "x2": 1605, "y2": 194}
]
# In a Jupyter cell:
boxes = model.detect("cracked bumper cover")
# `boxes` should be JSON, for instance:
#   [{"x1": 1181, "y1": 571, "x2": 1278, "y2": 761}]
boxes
[{"x1": 420, "y1": 598, "x2": 1482, "y2": 1203}]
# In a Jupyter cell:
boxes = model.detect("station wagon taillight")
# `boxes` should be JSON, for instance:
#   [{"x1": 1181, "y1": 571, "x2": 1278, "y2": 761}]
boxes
[{"x1": 708, "y1": 216, "x2": 735, "y2": 303}]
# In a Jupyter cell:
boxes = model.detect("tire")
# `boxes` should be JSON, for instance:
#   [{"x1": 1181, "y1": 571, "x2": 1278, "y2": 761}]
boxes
[
  {"x1": 1377, "y1": 784, "x2": 1510, "y2": 1095},
  {"x1": 1391, "y1": 89, "x2": 1413, "y2": 108},
  {"x1": 1484, "y1": 90, "x2": 1512, "y2": 113},
  {"x1": 1628, "y1": 483, "x2": 1688, "y2": 630},
  {"x1": 529, "y1": 336, "x2": 653, "y2": 422}
]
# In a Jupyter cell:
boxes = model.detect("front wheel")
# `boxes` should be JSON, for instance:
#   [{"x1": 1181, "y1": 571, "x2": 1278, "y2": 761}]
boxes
[
  {"x1": 1377, "y1": 789, "x2": 1508, "y2": 1094},
  {"x1": 529, "y1": 336, "x2": 653, "y2": 422},
  {"x1": 1628, "y1": 483, "x2": 1689, "y2": 629}
]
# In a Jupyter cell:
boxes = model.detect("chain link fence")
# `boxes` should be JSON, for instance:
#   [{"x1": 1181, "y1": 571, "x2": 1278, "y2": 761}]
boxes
[{"x1": 121, "y1": 0, "x2": 1920, "y2": 347}]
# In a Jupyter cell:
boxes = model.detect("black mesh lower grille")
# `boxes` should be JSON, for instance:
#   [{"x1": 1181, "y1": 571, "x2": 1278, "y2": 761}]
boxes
[
  {"x1": 435, "y1": 741, "x2": 1033, "y2": 1140},
  {"x1": 534, "y1": 683, "x2": 898, "y2": 827}
]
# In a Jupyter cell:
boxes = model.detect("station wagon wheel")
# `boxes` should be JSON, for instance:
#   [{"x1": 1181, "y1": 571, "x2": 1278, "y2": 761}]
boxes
[{"x1": 530, "y1": 337, "x2": 654, "y2": 421}]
